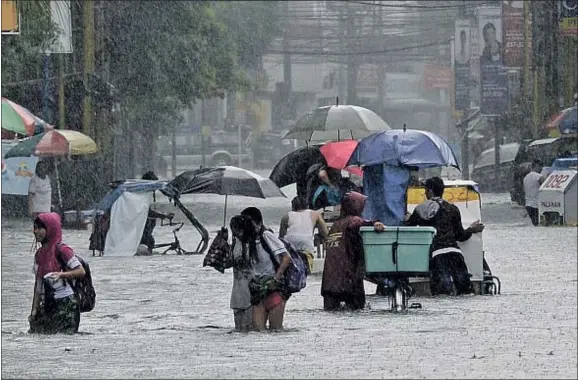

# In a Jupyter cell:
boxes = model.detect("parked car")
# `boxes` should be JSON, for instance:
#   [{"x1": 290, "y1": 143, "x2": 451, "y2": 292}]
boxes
[
  {"x1": 470, "y1": 142, "x2": 521, "y2": 192},
  {"x1": 246, "y1": 131, "x2": 296, "y2": 169},
  {"x1": 510, "y1": 135, "x2": 578, "y2": 205},
  {"x1": 157, "y1": 130, "x2": 251, "y2": 175}
]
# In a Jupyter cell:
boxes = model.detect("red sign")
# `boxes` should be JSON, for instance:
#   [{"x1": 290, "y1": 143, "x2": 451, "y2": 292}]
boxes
[
  {"x1": 502, "y1": 1, "x2": 529, "y2": 67},
  {"x1": 423, "y1": 65, "x2": 452, "y2": 90},
  {"x1": 543, "y1": 174, "x2": 571, "y2": 189}
]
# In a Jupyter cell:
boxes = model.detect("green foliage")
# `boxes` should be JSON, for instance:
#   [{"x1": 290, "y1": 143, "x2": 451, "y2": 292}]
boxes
[
  {"x1": 216, "y1": 1, "x2": 282, "y2": 70},
  {"x1": 105, "y1": 1, "x2": 247, "y2": 134},
  {"x1": 1, "y1": 1, "x2": 56, "y2": 86}
]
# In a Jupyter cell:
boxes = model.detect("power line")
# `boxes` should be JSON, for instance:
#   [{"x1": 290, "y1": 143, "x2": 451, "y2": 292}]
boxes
[{"x1": 266, "y1": 39, "x2": 451, "y2": 56}]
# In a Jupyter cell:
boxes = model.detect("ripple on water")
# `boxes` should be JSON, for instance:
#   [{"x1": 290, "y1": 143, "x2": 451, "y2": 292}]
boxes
[{"x1": 1, "y1": 193, "x2": 577, "y2": 379}]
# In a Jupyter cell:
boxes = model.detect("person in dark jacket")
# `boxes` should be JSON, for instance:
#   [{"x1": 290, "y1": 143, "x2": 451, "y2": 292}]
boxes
[
  {"x1": 405, "y1": 177, "x2": 484, "y2": 295},
  {"x1": 140, "y1": 171, "x2": 173, "y2": 254}
]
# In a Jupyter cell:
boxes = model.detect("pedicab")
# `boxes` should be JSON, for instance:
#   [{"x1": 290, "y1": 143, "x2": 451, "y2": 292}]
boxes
[
  {"x1": 89, "y1": 179, "x2": 210, "y2": 256},
  {"x1": 348, "y1": 129, "x2": 501, "y2": 312}
]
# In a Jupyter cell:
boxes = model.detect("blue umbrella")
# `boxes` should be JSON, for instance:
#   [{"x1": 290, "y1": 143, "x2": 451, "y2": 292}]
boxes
[{"x1": 346, "y1": 129, "x2": 460, "y2": 170}]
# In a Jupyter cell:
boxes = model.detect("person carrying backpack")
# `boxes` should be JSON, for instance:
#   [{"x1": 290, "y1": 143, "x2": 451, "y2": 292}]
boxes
[
  {"x1": 29, "y1": 212, "x2": 86, "y2": 334},
  {"x1": 241, "y1": 207, "x2": 292, "y2": 331}
]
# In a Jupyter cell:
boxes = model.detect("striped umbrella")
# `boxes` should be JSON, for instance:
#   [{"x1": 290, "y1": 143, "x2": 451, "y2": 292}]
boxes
[{"x1": 1, "y1": 97, "x2": 52, "y2": 136}]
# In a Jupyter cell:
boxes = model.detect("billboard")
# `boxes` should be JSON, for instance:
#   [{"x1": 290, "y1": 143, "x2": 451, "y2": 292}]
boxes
[
  {"x1": 454, "y1": 20, "x2": 471, "y2": 112},
  {"x1": 502, "y1": 1, "x2": 527, "y2": 67},
  {"x1": 479, "y1": 7, "x2": 509, "y2": 116},
  {"x1": 560, "y1": 0, "x2": 578, "y2": 37},
  {"x1": 47, "y1": 1, "x2": 73, "y2": 54},
  {"x1": 1, "y1": 0, "x2": 18, "y2": 34}
]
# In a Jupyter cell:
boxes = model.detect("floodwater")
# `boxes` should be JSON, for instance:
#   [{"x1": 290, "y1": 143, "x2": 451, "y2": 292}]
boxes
[{"x1": 1, "y1": 185, "x2": 577, "y2": 379}]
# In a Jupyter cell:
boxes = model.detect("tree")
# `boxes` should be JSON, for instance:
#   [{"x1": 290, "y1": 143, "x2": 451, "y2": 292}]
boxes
[
  {"x1": 216, "y1": 1, "x2": 282, "y2": 71},
  {"x1": 105, "y1": 2, "x2": 242, "y2": 124},
  {"x1": 1, "y1": 1, "x2": 56, "y2": 100}
]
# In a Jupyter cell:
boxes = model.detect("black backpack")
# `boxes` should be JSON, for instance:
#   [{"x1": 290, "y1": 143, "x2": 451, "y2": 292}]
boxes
[{"x1": 56, "y1": 243, "x2": 96, "y2": 313}]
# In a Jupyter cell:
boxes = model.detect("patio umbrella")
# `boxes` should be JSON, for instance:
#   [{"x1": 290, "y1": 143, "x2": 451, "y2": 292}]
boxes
[
  {"x1": 283, "y1": 105, "x2": 392, "y2": 142},
  {"x1": 168, "y1": 166, "x2": 287, "y2": 226},
  {"x1": 320, "y1": 140, "x2": 363, "y2": 177},
  {"x1": 4, "y1": 129, "x2": 98, "y2": 159},
  {"x1": 4, "y1": 129, "x2": 99, "y2": 210},
  {"x1": 269, "y1": 145, "x2": 324, "y2": 188},
  {"x1": 1, "y1": 97, "x2": 52, "y2": 136},
  {"x1": 347, "y1": 129, "x2": 460, "y2": 170}
]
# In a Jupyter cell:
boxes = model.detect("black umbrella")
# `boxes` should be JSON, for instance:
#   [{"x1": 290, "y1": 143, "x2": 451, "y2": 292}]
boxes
[
  {"x1": 269, "y1": 145, "x2": 325, "y2": 188},
  {"x1": 169, "y1": 166, "x2": 286, "y2": 226}
]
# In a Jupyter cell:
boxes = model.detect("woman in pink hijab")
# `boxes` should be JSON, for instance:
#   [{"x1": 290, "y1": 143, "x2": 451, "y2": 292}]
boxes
[{"x1": 321, "y1": 192, "x2": 385, "y2": 311}]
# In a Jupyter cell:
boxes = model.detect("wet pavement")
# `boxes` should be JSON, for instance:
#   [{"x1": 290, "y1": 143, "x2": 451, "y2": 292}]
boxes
[{"x1": 1, "y1": 185, "x2": 577, "y2": 379}]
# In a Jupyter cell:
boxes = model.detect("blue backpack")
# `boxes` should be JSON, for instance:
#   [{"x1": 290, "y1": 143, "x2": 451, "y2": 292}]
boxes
[{"x1": 260, "y1": 231, "x2": 307, "y2": 294}]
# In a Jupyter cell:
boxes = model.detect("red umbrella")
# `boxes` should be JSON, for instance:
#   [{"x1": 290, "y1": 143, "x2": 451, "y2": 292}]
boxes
[{"x1": 320, "y1": 140, "x2": 363, "y2": 177}]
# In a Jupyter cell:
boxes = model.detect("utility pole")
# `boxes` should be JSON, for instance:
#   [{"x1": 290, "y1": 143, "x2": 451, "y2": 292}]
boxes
[
  {"x1": 283, "y1": 0, "x2": 292, "y2": 120},
  {"x1": 346, "y1": 3, "x2": 358, "y2": 105},
  {"x1": 376, "y1": 0, "x2": 385, "y2": 118},
  {"x1": 494, "y1": 117, "x2": 501, "y2": 189},
  {"x1": 337, "y1": 5, "x2": 346, "y2": 102},
  {"x1": 83, "y1": 0, "x2": 95, "y2": 137},
  {"x1": 551, "y1": 1, "x2": 560, "y2": 112},
  {"x1": 531, "y1": 1, "x2": 541, "y2": 138},
  {"x1": 58, "y1": 55, "x2": 66, "y2": 129},
  {"x1": 42, "y1": 54, "x2": 51, "y2": 123},
  {"x1": 522, "y1": 0, "x2": 531, "y2": 98}
]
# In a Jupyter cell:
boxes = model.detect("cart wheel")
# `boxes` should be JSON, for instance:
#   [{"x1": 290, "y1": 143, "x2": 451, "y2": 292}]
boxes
[{"x1": 390, "y1": 286, "x2": 407, "y2": 312}]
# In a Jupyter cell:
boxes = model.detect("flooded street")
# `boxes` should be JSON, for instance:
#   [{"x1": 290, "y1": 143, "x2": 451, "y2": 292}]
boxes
[{"x1": 2, "y1": 189, "x2": 577, "y2": 379}]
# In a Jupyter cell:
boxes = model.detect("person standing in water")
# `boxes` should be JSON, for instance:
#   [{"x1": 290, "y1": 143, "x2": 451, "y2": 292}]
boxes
[
  {"x1": 28, "y1": 161, "x2": 52, "y2": 218},
  {"x1": 523, "y1": 159, "x2": 545, "y2": 226},
  {"x1": 405, "y1": 177, "x2": 484, "y2": 295},
  {"x1": 279, "y1": 196, "x2": 328, "y2": 273},
  {"x1": 29, "y1": 213, "x2": 86, "y2": 334},
  {"x1": 225, "y1": 215, "x2": 254, "y2": 332},
  {"x1": 321, "y1": 192, "x2": 385, "y2": 311},
  {"x1": 241, "y1": 207, "x2": 292, "y2": 331}
]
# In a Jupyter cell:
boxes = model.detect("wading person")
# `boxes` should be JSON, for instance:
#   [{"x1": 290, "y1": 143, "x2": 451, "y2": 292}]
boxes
[
  {"x1": 225, "y1": 215, "x2": 255, "y2": 332},
  {"x1": 139, "y1": 171, "x2": 174, "y2": 254},
  {"x1": 405, "y1": 177, "x2": 484, "y2": 295},
  {"x1": 279, "y1": 196, "x2": 328, "y2": 273},
  {"x1": 241, "y1": 207, "x2": 292, "y2": 331},
  {"x1": 28, "y1": 161, "x2": 52, "y2": 218},
  {"x1": 321, "y1": 192, "x2": 385, "y2": 311},
  {"x1": 29, "y1": 213, "x2": 86, "y2": 334},
  {"x1": 523, "y1": 159, "x2": 545, "y2": 226}
]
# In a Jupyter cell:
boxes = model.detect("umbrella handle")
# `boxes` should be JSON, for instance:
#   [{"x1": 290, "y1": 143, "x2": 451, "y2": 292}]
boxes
[{"x1": 223, "y1": 194, "x2": 228, "y2": 227}]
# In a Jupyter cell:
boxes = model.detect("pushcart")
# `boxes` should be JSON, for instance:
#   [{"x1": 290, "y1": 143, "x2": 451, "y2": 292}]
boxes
[{"x1": 361, "y1": 226, "x2": 436, "y2": 312}]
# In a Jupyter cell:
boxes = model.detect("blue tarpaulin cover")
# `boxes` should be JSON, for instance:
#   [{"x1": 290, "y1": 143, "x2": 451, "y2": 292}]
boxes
[
  {"x1": 95, "y1": 180, "x2": 170, "y2": 213},
  {"x1": 362, "y1": 164, "x2": 410, "y2": 226}
]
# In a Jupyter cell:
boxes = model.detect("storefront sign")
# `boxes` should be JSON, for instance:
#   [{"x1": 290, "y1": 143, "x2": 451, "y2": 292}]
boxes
[{"x1": 560, "y1": 0, "x2": 578, "y2": 37}]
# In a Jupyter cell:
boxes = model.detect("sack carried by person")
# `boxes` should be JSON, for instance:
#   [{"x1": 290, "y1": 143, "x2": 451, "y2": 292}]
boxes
[
  {"x1": 203, "y1": 227, "x2": 230, "y2": 273},
  {"x1": 56, "y1": 243, "x2": 96, "y2": 313},
  {"x1": 260, "y1": 232, "x2": 307, "y2": 293}
]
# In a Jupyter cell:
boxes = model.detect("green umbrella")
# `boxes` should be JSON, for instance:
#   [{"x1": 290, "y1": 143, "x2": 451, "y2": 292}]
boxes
[
  {"x1": 1, "y1": 97, "x2": 51, "y2": 136},
  {"x1": 3, "y1": 134, "x2": 44, "y2": 159}
]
